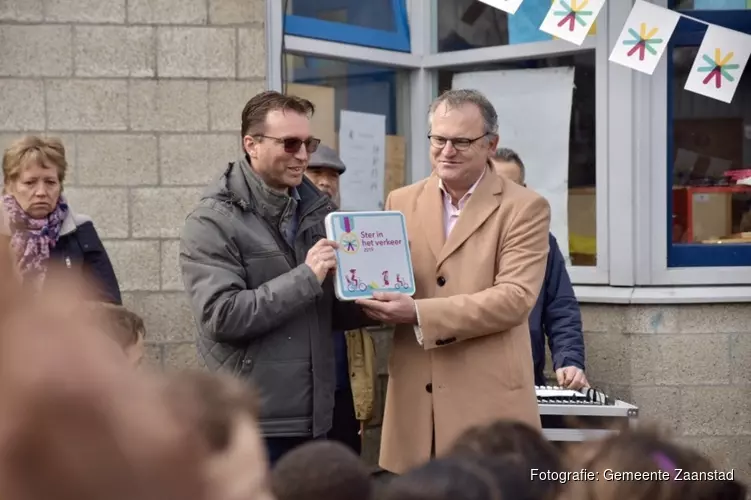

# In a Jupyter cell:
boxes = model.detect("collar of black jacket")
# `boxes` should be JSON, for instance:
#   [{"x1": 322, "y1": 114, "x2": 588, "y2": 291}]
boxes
[{"x1": 222, "y1": 154, "x2": 332, "y2": 221}]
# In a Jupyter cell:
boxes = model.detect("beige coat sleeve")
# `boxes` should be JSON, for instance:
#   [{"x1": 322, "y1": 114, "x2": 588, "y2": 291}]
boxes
[{"x1": 415, "y1": 195, "x2": 551, "y2": 348}]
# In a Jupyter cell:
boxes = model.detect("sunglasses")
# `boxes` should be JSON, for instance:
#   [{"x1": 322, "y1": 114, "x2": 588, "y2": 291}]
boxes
[{"x1": 256, "y1": 135, "x2": 321, "y2": 154}]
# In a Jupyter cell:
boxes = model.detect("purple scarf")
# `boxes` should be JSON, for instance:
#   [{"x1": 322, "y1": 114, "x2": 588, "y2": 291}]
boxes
[{"x1": 2, "y1": 194, "x2": 68, "y2": 282}]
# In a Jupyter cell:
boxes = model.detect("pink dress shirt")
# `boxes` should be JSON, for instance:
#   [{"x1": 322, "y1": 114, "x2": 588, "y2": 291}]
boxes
[{"x1": 414, "y1": 169, "x2": 487, "y2": 345}]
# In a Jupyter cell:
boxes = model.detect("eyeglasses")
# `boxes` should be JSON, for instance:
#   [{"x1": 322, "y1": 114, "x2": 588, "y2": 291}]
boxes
[
  {"x1": 256, "y1": 135, "x2": 321, "y2": 154},
  {"x1": 428, "y1": 134, "x2": 489, "y2": 151}
]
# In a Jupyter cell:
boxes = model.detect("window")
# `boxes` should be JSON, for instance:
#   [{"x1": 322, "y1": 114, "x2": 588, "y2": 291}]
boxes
[
  {"x1": 437, "y1": 52, "x2": 597, "y2": 267},
  {"x1": 673, "y1": 0, "x2": 751, "y2": 9},
  {"x1": 283, "y1": 55, "x2": 410, "y2": 205},
  {"x1": 667, "y1": 4, "x2": 751, "y2": 267},
  {"x1": 283, "y1": 0, "x2": 411, "y2": 52},
  {"x1": 435, "y1": 0, "x2": 597, "y2": 52}
]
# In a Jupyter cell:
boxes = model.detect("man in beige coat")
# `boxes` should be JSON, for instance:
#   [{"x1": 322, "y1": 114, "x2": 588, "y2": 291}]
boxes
[{"x1": 356, "y1": 89, "x2": 551, "y2": 474}]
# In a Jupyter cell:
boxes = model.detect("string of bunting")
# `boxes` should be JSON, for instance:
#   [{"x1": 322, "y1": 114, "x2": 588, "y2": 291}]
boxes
[{"x1": 478, "y1": 0, "x2": 751, "y2": 104}]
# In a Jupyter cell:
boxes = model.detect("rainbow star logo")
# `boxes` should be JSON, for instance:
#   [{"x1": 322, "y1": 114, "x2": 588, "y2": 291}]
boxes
[
  {"x1": 622, "y1": 23, "x2": 663, "y2": 61},
  {"x1": 697, "y1": 48, "x2": 740, "y2": 89},
  {"x1": 553, "y1": 0, "x2": 593, "y2": 32}
]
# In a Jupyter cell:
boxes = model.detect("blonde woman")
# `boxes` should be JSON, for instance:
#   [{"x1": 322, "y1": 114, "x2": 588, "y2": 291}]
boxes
[{"x1": 2, "y1": 136, "x2": 121, "y2": 303}]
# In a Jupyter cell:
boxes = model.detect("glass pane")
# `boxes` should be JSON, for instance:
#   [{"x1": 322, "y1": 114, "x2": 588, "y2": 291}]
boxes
[
  {"x1": 436, "y1": 0, "x2": 597, "y2": 52},
  {"x1": 670, "y1": 46, "x2": 751, "y2": 245},
  {"x1": 437, "y1": 52, "x2": 597, "y2": 266},
  {"x1": 283, "y1": 55, "x2": 409, "y2": 206},
  {"x1": 673, "y1": 0, "x2": 751, "y2": 9},
  {"x1": 287, "y1": 0, "x2": 398, "y2": 32}
]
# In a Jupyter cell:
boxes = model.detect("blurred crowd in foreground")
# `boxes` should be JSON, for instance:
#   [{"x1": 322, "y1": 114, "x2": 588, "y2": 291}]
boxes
[{"x1": 0, "y1": 260, "x2": 744, "y2": 500}]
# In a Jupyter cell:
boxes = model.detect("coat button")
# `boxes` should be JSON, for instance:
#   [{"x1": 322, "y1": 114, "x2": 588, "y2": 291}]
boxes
[
  {"x1": 437, "y1": 276, "x2": 446, "y2": 286},
  {"x1": 425, "y1": 383, "x2": 432, "y2": 393}
]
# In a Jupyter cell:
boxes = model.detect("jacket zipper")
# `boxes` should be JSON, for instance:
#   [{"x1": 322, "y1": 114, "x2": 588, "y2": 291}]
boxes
[{"x1": 281, "y1": 197, "x2": 333, "y2": 263}]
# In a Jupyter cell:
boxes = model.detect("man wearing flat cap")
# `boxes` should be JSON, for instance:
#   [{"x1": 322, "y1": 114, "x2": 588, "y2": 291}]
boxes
[{"x1": 305, "y1": 145, "x2": 376, "y2": 456}]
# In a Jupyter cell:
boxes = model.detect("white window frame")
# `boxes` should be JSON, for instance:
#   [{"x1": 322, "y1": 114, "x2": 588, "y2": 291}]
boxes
[
  {"x1": 636, "y1": 0, "x2": 751, "y2": 286},
  {"x1": 266, "y1": 0, "x2": 751, "y2": 296},
  {"x1": 268, "y1": 0, "x2": 425, "y2": 185},
  {"x1": 267, "y1": 0, "x2": 611, "y2": 285},
  {"x1": 421, "y1": 0, "x2": 612, "y2": 286},
  {"x1": 267, "y1": 0, "x2": 751, "y2": 297}
]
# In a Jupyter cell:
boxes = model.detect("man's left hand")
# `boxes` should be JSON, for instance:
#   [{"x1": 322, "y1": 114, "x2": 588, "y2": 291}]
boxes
[
  {"x1": 355, "y1": 292, "x2": 417, "y2": 325},
  {"x1": 556, "y1": 366, "x2": 589, "y2": 390}
]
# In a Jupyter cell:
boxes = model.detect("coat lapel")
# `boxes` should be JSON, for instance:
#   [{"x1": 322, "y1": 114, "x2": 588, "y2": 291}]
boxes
[
  {"x1": 437, "y1": 168, "x2": 503, "y2": 268},
  {"x1": 416, "y1": 174, "x2": 446, "y2": 262}
]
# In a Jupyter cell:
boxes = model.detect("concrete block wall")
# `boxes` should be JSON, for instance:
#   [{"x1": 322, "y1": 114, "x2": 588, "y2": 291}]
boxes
[
  {"x1": 0, "y1": 0, "x2": 267, "y2": 370},
  {"x1": 582, "y1": 304, "x2": 751, "y2": 481},
  {"x1": 363, "y1": 304, "x2": 751, "y2": 479}
]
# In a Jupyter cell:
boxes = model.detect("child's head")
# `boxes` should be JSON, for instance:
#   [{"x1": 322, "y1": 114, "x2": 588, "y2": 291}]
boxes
[
  {"x1": 163, "y1": 371, "x2": 272, "y2": 500},
  {"x1": 271, "y1": 440, "x2": 372, "y2": 500},
  {"x1": 0, "y1": 293, "x2": 209, "y2": 500},
  {"x1": 380, "y1": 457, "x2": 500, "y2": 500},
  {"x1": 478, "y1": 454, "x2": 555, "y2": 500},
  {"x1": 561, "y1": 427, "x2": 747, "y2": 500},
  {"x1": 450, "y1": 420, "x2": 561, "y2": 467},
  {"x1": 96, "y1": 303, "x2": 145, "y2": 366}
]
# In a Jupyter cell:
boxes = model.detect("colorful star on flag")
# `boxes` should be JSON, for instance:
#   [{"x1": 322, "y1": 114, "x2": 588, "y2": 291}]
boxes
[
  {"x1": 539, "y1": 0, "x2": 605, "y2": 46},
  {"x1": 622, "y1": 23, "x2": 663, "y2": 61},
  {"x1": 553, "y1": 0, "x2": 592, "y2": 32},
  {"x1": 696, "y1": 48, "x2": 740, "y2": 89}
]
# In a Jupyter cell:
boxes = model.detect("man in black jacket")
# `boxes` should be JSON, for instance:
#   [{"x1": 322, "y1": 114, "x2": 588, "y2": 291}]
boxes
[
  {"x1": 180, "y1": 91, "x2": 370, "y2": 465},
  {"x1": 492, "y1": 148, "x2": 588, "y2": 390}
]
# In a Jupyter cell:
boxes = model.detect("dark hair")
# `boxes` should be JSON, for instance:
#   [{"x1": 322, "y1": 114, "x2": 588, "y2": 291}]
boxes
[
  {"x1": 429, "y1": 89, "x2": 498, "y2": 137},
  {"x1": 450, "y1": 420, "x2": 562, "y2": 499},
  {"x1": 564, "y1": 427, "x2": 748, "y2": 500},
  {"x1": 96, "y1": 303, "x2": 146, "y2": 349},
  {"x1": 493, "y1": 148, "x2": 526, "y2": 182},
  {"x1": 271, "y1": 441, "x2": 372, "y2": 500},
  {"x1": 241, "y1": 90, "x2": 315, "y2": 137},
  {"x1": 478, "y1": 455, "x2": 557, "y2": 500},
  {"x1": 450, "y1": 420, "x2": 560, "y2": 468},
  {"x1": 163, "y1": 371, "x2": 258, "y2": 454},
  {"x1": 381, "y1": 457, "x2": 500, "y2": 500}
]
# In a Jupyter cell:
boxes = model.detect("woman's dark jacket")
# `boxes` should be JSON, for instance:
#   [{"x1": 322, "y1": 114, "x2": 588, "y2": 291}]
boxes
[{"x1": 49, "y1": 210, "x2": 122, "y2": 304}]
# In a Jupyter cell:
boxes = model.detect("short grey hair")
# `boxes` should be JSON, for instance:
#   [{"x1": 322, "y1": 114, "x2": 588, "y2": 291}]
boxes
[
  {"x1": 494, "y1": 147, "x2": 525, "y2": 183},
  {"x1": 428, "y1": 89, "x2": 499, "y2": 137}
]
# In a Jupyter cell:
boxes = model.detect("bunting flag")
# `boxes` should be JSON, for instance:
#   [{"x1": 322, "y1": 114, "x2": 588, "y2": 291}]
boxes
[
  {"x1": 539, "y1": 0, "x2": 606, "y2": 45},
  {"x1": 683, "y1": 25, "x2": 751, "y2": 103},
  {"x1": 477, "y1": 0, "x2": 751, "y2": 104},
  {"x1": 478, "y1": 0, "x2": 525, "y2": 15},
  {"x1": 552, "y1": 0, "x2": 597, "y2": 40},
  {"x1": 609, "y1": 0, "x2": 680, "y2": 75}
]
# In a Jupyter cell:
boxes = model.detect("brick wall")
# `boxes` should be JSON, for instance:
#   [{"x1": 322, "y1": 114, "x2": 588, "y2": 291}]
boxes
[{"x1": 0, "y1": 0, "x2": 267, "y2": 369}]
